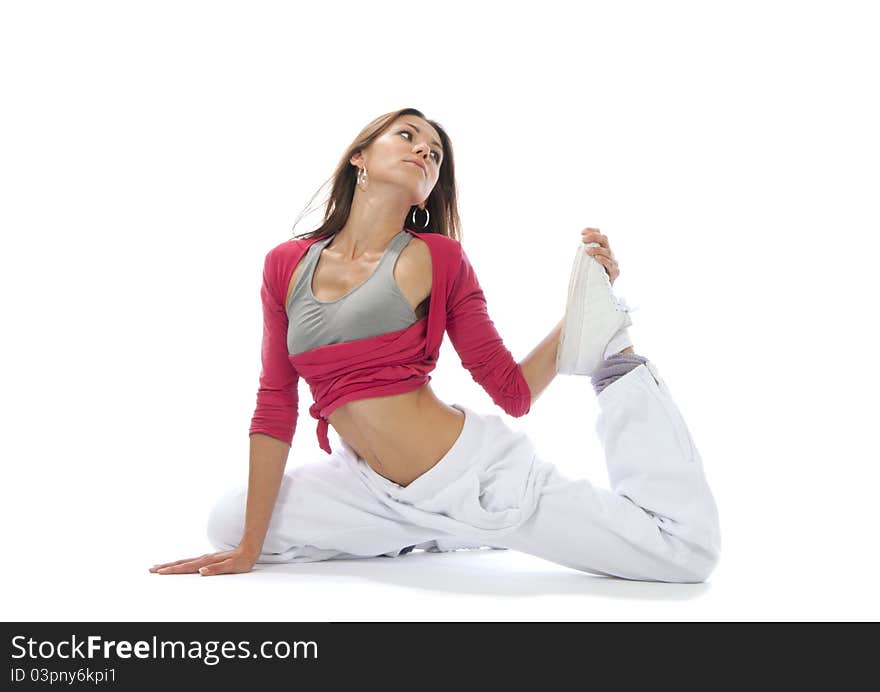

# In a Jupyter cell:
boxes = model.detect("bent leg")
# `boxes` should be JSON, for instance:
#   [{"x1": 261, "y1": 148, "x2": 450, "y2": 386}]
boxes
[
  {"x1": 499, "y1": 360, "x2": 722, "y2": 583},
  {"x1": 206, "y1": 451, "x2": 448, "y2": 564}
]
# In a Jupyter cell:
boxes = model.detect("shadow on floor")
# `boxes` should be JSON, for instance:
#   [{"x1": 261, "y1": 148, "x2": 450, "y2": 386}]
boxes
[{"x1": 250, "y1": 548, "x2": 711, "y2": 601}]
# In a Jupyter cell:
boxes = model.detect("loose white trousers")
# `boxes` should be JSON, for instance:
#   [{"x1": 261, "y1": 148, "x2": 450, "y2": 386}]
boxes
[{"x1": 208, "y1": 361, "x2": 721, "y2": 583}]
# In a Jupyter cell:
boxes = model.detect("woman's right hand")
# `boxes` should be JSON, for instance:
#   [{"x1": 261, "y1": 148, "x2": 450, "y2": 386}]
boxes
[{"x1": 149, "y1": 546, "x2": 260, "y2": 576}]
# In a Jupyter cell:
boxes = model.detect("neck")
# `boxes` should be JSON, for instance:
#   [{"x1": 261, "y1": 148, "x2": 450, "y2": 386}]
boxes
[{"x1": 332, "y1": 185, "x2": 416, "y2": 259}]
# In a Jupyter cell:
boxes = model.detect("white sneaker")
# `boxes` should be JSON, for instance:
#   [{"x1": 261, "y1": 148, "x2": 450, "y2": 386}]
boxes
[{"x1": 556, "y1": 242, "x2": 634, "y2": 376}]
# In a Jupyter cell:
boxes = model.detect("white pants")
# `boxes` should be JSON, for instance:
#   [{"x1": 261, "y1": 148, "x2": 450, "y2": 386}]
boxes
[{"x1": 207, "y1": 361, "x2": 721, "y2": 583}]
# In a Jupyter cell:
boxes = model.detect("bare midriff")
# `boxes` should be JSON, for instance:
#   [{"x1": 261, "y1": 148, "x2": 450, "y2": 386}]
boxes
[
  {"x1": 327, "y1": 386, "x2": 465, "y2": 487},
  {"x1": 286, "y1": 233, "x2": 465, "y2": 487}
]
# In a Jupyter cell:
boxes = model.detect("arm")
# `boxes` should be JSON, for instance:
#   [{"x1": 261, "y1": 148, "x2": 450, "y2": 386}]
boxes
[
  {"x1": 248, "y1": 248, "x2": 300, "y2": 444},
  {"x1": 519, "y1": 316, "x2": 565, "y2": 405},
  {"x1": 242, "y1": 248, "x2": 301, "y2": 558},
  {"x1": 445, "y1": 247, "x2": 533, "y2": 415},
  {"x1": 239, "y1": 433, "x2": 289, "y2": 559},
  {"x1": 150, "y1": 250, "x2": 299, "y2": 576}
]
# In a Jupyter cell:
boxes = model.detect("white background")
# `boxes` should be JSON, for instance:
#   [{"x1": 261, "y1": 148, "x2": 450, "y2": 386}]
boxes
[{"x1": 2, "y1": 0, "x2": 878, "y2": 622}]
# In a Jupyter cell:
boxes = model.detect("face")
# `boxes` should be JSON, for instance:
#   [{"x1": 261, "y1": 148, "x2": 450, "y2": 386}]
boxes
[{"x1": 352, "y1": 116, "x2": 444, "y2": 204}]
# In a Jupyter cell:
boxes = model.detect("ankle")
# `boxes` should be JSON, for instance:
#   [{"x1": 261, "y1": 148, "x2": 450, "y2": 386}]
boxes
[{"x1": 590, "y1": 351, "x2": 646, "y2": 394}]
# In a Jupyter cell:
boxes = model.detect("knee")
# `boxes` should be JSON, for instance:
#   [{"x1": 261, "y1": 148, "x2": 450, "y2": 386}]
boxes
[
  {"x1": 690, "y1": 510, "x2": 722, "y2": 582},
  {"x1": 670, "y1": 545, "x2": 721, "y2": 583},
  {"x1": 205, "y1": 488, "x2": 247, "y2": 551},
  {"x1": 660, "y1": 495, "x2": 722, "y2": 583},
  {"x1": 665, "y1": 528, "x2": 722, "y2": 583}
]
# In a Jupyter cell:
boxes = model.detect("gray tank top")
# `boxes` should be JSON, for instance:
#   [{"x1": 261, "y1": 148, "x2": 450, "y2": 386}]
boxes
[{"x1": 286, "y1": 229, "x2": 421, "y2": 356}]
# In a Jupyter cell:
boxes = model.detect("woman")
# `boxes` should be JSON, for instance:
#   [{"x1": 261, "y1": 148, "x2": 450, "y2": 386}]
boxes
[{"x1": 150, "y1": 107, "x2": 721, "y2": 582}]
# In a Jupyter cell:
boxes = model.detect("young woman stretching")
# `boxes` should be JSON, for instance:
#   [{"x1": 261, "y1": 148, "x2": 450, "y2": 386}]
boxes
[{"x1": 150, "y1": 108, "x2": 721, "y2": 583}]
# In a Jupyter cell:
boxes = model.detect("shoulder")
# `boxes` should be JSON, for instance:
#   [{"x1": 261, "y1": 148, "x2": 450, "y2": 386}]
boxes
[
  {"x1": 264, "y1": 236, "x2": 315, "y2": 264},
  {"x1": 260, "y1": 236, "x2": 321, "y2": 299},
  {"x1": 406, "y1": 229, "x2": 461, "y2": 252},
  {"x1": 262, "y1": 236, "x2": 325, "y2": 276},
  {"x1": 402, "y1": 234, "x2": 432, "y2": 266},
  {"x1": 404, "y1": 230, "x2": 464, "y2": 273}
]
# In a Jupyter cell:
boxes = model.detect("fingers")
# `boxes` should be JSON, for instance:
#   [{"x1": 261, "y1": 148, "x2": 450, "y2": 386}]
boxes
[
  {"x1": 149, "y1": 550, "x2": 254, "y2": 576},
  {"x1": 592, "y1": 254, "x2": 619, "y2": 284},
  {"x1": 579, "y1": 227, "x2": 618, "y2": 280},
  {"x1": 149, "y1": 554, "x2": 209, "y2": 572},
  {"x1": 577, "y1": 231, "x2": 617, "y2": 283},
  {"x1": 585, "y1": 244, "x2": 611, "y2": 259},
  {"x1": 152, "y1": 559, "x2": 205, "y2": 575},
  {"x1": 150, "y1": 554, "x2": 219, "y2": 575},
  {"x1": 197, "y1": 558, "x2": 236, "y2": 576},
  {"x1": 591, "y1": 253, "x2": 617, "y2": 268},
  {"x1": 593, "y1": 254, "x2": 619, "y2": 275},
  {"x1": 581, "y1": 228, "x2": 608, "y2": 246},
  {"x1": 581, "y1": 229, "x2": 611, "y2": 255},
  {"x1": 581, "y1": 232, "x2": 613, "y2": 260}
]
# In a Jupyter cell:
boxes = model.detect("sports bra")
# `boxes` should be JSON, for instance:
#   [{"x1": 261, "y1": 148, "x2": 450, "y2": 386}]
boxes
[{"x1": 286, "y1": 229, "x2": 423, "y2": 356}]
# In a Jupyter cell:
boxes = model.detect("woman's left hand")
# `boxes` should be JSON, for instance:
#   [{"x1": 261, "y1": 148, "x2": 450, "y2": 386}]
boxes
[{"x1": 581, "y1": 227, "x2": 620, "y2": 285}]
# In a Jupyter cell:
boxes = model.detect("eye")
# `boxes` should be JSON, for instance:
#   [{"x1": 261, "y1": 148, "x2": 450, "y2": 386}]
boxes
[{"x1": 399, "y1": 130, "x2": 441, "y2": 163}]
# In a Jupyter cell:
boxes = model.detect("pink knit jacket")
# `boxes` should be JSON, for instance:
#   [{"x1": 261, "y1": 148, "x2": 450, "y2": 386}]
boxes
[{"x1": 248, "y1": 228, "x2": 532, "y2": 453}]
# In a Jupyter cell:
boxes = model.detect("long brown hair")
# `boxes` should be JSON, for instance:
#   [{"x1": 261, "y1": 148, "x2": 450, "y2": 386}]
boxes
[{"x1": 289, "y1": 107, "x2": 462, "y2": 244}]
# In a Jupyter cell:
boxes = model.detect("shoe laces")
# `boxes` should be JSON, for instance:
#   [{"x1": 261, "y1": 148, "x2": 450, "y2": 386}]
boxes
[{"x1": 612, "y1": 292, "x2": 638, "y2": 314}]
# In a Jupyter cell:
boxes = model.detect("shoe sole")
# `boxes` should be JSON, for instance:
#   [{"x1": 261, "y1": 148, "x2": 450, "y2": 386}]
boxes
[{"x1": 557, "y1": 243, "x2": 599, "y2": 374}]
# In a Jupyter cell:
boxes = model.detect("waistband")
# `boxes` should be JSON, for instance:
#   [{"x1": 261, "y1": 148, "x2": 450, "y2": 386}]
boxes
[{"x1": 339, "y1": 403, "x2": 487, "y2": 503}]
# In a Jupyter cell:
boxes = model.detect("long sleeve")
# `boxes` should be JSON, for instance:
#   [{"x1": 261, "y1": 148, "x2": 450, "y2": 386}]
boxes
[
  {"x1": 248, "y1": 248, "x2": 300, "y2": 445},
  {"x1": 445, "y1": 246, "x2": 531, "y2": 417}
]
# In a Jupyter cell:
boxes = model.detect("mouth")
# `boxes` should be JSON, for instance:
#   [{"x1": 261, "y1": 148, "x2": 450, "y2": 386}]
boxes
[{"x1": 403, "y1": 159, "x2": 426, "y2": 175}]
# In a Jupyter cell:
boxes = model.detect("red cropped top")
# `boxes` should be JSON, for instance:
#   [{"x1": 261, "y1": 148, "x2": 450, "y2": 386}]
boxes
[{"x1": 248, "y1": 228, "x2": 532, "y2": 454}]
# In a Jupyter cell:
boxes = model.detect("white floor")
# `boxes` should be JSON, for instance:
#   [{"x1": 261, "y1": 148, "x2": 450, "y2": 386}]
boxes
[{"x1": 3, "y1": 535, "x2": 875, "y2": 621}]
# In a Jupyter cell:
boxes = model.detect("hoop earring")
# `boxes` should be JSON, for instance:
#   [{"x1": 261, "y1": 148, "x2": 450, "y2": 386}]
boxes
[
  {"x1": 411, "y1": 206, "x2": 429, "y2": 229},
  {"x1": 357, "y1": 164, "x2": 368, "y2": 189}
]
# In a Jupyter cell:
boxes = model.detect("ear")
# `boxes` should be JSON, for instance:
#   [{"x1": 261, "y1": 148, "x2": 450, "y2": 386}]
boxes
[{"x1": 349, "y1": 150, "x2": 364, "y2": 167}]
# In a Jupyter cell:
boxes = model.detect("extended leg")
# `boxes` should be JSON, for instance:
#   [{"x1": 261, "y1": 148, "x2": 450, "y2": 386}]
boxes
[{"x1": 498, "y1": 357, "x2": 722, "y2": 583}]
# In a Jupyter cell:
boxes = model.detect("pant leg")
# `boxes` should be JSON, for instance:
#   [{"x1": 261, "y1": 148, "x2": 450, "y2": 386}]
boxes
[
  {"x1": 497, "y1": 360, "x2": 722, "y2": 583},
  {"x1": 206, "y1": 450, "x2": 452, "y2": 564}
]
